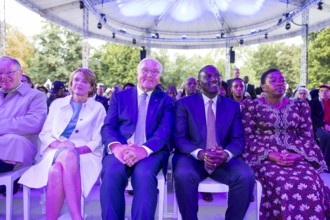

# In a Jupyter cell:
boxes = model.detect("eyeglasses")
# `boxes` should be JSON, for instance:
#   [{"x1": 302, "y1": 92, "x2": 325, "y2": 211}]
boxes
[
  {"x1": 140, "y1": 68, "x2": 160, "y2": 75},
  {"x1": 0, "y1": 69, "x2": 21, "y2": 77}
]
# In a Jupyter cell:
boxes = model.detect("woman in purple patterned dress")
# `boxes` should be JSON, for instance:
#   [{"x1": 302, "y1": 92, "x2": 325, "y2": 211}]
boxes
[{"x1": 241, "y1": 68, "x2": 330, "y2": 219}]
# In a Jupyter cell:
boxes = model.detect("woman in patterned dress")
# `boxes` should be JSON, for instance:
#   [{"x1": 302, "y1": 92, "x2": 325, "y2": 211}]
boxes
[{"x1": 241, "y1": 68, "x2": 330, "y2": 219}]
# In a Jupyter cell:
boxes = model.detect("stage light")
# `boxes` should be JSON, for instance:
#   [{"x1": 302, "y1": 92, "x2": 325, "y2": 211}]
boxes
[
  {"x1": 112, "y1": 33, "x2": 115, "y2": 38},
  {"x1": 285, "y1": 22, "x2": 291, "y2": 30},
  {"x1": 239, "y1": 39, "x2": 244, "y2": 45},
  {"x1": 278, "y1": 18, "x2": 283, "y2": 25},
  {"x1": 97, "y1": 22, "x2": 102, "y2": 29},
  {"x1": 317, "y1": 2, "x2": 323, "y2": 10},
  {"x1": 221, "y1": 32, "x2": 225, "y2": 38},
  {"x1": 79, "y1": 1, "x2": 84, "y2": 9},
  {"x1": 264, "y1": 33, "x2": 268, "y2": 39},
  {"x1": 132, "y1": 39, "x2": 136, "y2": 44},
  {"x1": 100, "y1": 13, "x2": 107, "y2": 23},
  {"x1": 155, "y1": 33, "x2": 159, "y2": 39}
]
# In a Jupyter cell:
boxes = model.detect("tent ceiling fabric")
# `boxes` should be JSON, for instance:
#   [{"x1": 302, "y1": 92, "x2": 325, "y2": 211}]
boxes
[{"x1": 15, "y1": 0, "x2": 330, "y2": 49}]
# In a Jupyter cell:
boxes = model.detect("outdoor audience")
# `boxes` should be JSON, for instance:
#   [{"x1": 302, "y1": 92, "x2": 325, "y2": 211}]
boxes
[
  {"x1": 19, "y1": 67, "x2": 106, "y2": 220},
  {"x1": 1, "y1": 55, "x2": 330, "y2": 219}
]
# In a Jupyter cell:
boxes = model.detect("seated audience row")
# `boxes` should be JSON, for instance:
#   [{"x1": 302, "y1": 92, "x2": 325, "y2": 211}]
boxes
[{"x1": 1, "y1": 56, "x2": 330, "y2": 220}]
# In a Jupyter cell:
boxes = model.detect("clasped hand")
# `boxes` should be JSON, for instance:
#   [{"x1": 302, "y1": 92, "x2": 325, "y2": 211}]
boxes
[
  {"x1": 49, "y1": 140, "x2": 76, "y2": 149},
  {"x1": 200, "y1": 146, "x2": 229, "y2": 169},
  {"x1": 112, "y1": 143, "x2": 147, "y2": 167},
  {"x1": 268, "y1": 152, "x2": 303, "y2": 166}
]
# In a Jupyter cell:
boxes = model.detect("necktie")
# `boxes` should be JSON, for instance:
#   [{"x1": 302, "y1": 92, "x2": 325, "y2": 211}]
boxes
[
  {"x1": 134, "y1": 93, "x2": 148, "y2": 146},
  {"x1": 205, "y1": 100, "x2": 217, "y2": 174},
  {"x1": 206, "y1": 100, "x2": 216, "y2": 149}
]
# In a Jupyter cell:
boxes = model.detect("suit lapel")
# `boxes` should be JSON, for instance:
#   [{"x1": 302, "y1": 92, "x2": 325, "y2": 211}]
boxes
[
  {"x1": 216, "y1": 95, "x2": 225, "y2": 145},
  {"x1": 196, "y1": 94, "x2": 207, "y2": 147},
  {"x1": 146, "y1": 89, "x2": 160, "y2": 136}
]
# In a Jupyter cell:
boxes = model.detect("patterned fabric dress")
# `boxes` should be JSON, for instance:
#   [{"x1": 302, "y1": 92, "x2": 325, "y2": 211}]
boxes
[{"x1": 242, "y1": 98, "x2": 330, "y2": 220}]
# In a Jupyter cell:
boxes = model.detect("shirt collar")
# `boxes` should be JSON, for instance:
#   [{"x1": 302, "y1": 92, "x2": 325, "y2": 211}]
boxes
[
  {"x1": 137, "y1": 86, "x2": 153, "y2": 97},
  {"x1": 202, "y1": 93, "x2": 218, "y2": 105},
  {"x1": 1, "y1": 83, "x2": 24, "y2": 94}
]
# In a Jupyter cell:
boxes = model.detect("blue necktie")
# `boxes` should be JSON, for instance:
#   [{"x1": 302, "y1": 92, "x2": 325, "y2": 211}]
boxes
[{"x1": 134, "y1": 93, "x2": 148, "y2": 146}]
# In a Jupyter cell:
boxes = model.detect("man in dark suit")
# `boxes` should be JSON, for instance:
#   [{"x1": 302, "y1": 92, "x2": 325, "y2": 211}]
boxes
[
  {"x1": 243, "y1": 76, "x2": 256, "y2": 99},
  {"x1": 95, "y1": 83, "x2": 109, "y2": 111},
  {"x1": 309, "y1": 84, "x2": 330, "y2": 169},
  {"x1": 100, "y1": 58, "x2": 174, "y2": 220},
  {"x1": 173, "y1": 65, "x2": 255, "y2": 220}
]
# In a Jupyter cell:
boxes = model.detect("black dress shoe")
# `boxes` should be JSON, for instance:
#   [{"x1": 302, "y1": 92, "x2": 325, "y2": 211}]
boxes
[{"x1": 201, "y1": 192, "x2": 213, "y2": 202}]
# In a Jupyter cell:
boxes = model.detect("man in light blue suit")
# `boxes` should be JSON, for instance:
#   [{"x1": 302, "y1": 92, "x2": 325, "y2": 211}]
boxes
[
  {"x1": 173, "y1": 65, "x2": 255, "y2": 220},
  {"x1": 100, "y1": 58, "x2": 174, "y2": 220}
]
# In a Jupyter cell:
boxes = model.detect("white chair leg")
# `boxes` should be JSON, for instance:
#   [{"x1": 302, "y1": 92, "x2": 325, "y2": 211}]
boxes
[
  {"x1": 23, "y1": 186, "x2": 31, "y2": 220},
  {"x1": 5, "y1": 182, "x2": 13, "y2": 220},
  {"x1": 81, "y1": 195, "x2": 85, "y2": 219},
  {"x1": 158, "y1": 178, "x2": 165, "y2": 220},
  {"x1": 256, "y1": 181, "x2": 262, "y2": 220}
]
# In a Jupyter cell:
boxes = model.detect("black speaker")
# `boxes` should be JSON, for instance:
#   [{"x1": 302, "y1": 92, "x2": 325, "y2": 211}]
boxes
[
  {"x1": 230, "y1": 50, "x2": 235, "y2": 63},
  {"x1": 140, "y1": 50, "x2": 146, "y2": 60}
]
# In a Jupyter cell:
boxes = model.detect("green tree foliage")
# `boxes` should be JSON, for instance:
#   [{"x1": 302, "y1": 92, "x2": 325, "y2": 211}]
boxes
[
  {"x1": 27, "y1": 21, "x2": 82, "y2": 84},
  {"x1": 88, "y1": 42, "x2": 140, "y2": 88},
  {"x1": 308, "y1": 27, "x2": 330, "y2": 89},
  {"x1": 2, "y1": 23, "x2": 34, "y2": 71},
  {"x1": 243, "y1": 42, "x2": 300, "y2": 88}
]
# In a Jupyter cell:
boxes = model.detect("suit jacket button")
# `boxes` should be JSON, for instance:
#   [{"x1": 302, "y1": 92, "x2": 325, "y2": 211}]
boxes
[{"x1": 75, "y1": 130, "x2": 79, "y2": 133}]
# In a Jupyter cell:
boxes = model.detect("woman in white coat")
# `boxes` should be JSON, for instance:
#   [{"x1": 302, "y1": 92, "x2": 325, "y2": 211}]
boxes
[{"x1": 19, "y1": 68, "x2": 106, "y2": 220}]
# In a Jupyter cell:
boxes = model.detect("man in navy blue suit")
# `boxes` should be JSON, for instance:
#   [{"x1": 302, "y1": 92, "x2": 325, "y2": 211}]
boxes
[
  {"x1": 173, "y1": 65, "x2": 255, "y2": 220},
  {"x1": 100, "y1": 58, "x2": 174, "y2": 220}
]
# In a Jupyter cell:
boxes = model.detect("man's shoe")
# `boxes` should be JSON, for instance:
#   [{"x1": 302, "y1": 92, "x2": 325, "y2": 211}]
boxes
[{"x1": 201, "y1": 192, "x2": 213, "y2": 202}]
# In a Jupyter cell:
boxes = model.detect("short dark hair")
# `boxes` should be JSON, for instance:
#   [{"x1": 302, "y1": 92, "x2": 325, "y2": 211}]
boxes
[
  {"x1": 198, "y1": 65, "x2": 221, "y2": 80},
  {"x1": 260, "y1": 68, "x2": 280, "y2": 85},
  {"x1": 123, "y1": 82, "x2": 135, "y2": 90}
]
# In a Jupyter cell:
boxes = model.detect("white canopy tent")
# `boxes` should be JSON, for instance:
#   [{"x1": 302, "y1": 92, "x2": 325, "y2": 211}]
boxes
[{"x1": 9, "y1": 0, "x2": 330, "y2": 82}]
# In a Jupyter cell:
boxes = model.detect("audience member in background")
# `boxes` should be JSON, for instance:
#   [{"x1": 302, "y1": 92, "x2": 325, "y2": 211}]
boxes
[
  {"x1": 19, "y1": 68, "x2": 106, "y2": 220},
  {"x1": 47, "y1": 80, "x2": 66, "y2": 108},
  {"x1": 167, "y1": 85, "x2": 178, "y2": 100},
  {"x1": 113, "y1": 84, "x2": 122, "y2": 93},
  {"x1": 100, "y1": 58, "x2": 174, "y2": 220},
  {"x1": 123, "y1": 82, "x2": 135, "y2": 90},
  {"x1": 242, "y1": 68, "x2": 330, "y2": 219},
  {"x1": 255, "y1": 81, "x2": 263, "y2": 97},
  {"x1": 229, "y1": 78, "x2": 248, "y2": 105},
  {"x1": 310, "y1": 88, "x2": 319, "y2": 100},
  {"x1": 95, "y1": 83, "x2": 109, "y2": 112},
  {"x1": 293, "y1": 86, "x2": 310, "y2": 101},
  {"x1": 219, "y1": 81, "x2": 227, "y2": 96},
  {"x1": 0, "y1": 56, "x2": 47, "y2": 195},
  {"x1": 36, "y1": 85, "x2": 49, "y2": 95},
  {"x1": 284, "y1": 87, "x2": 293, "y2": 98},
  {"x1": 105, "y1": 88, "x2": 113, "y2": 100},
  {"x1": 309, "y1": 84, "x2": 330, "y2": 170},
  {"x1": 243, "y1": 76, "x2": 256, "y2": 99},
  {"x1": 173, "y1": 65, "x2": 255, "y2": 220},
  {"x1": 21, "y1": 74, "x2": 34, "y2": 88},
  {"x1": 185, "y1": 77, "x2": 198, "y2": 96}
]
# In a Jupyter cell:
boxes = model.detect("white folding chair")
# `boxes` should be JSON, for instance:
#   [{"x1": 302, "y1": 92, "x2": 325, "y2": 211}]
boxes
[
  {"x1": 0, "y1": 166, "x2": 30, "y2": 220},
  {"x1": 173, "y1": 178, "x2": 262, "y2": 220}
]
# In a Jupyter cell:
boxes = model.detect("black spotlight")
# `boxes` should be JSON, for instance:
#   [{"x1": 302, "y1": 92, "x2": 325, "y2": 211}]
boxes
[
  {"x1": 112, "y1": 32, "x2": 115, "y2": 38},
  {"x1": 277, "y1": 18, "x2": 283, "y2": 25},
  {"x1": 239, "y1": 39, "x2": 244, "y2": 45},
  {"x1": 132, "y1": 39, "x2": 136, "y2": 44},
  {"x1": 155, "y1": 33, "x2": 159, "y2": 39},
  {"x1": 317, "y1": 2, "x2": 323, "y2": 10},
  {"x1": 285, "y1": 22, "x2": 291, "y2": 30},
  {"x1": 221, "y1": 32, "x2": 225, "y2": 38},
  {"x1": 79, "y1": 1, "x2": 84, "y2": 9},
  {"x1": 97, "y1": 22, "x2": 102, "y2": 29},
  {"x1": 265, "y1": 33, "x2": 268, "y2": 39}
]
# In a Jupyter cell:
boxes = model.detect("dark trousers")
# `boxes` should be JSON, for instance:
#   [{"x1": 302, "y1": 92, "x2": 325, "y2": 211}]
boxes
[
  {"x1": 315, "y1": 128, "x2": 330, "y2": 167},
  {"x1": 100, "y1": 150, "x2": 168, "y2": 220},
  {"x1": 0, "y1": 161, "x2": 14, "y2": 173},
  {"x1": 173, "y1": 154, "x2": 255, "y2": 220}
]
